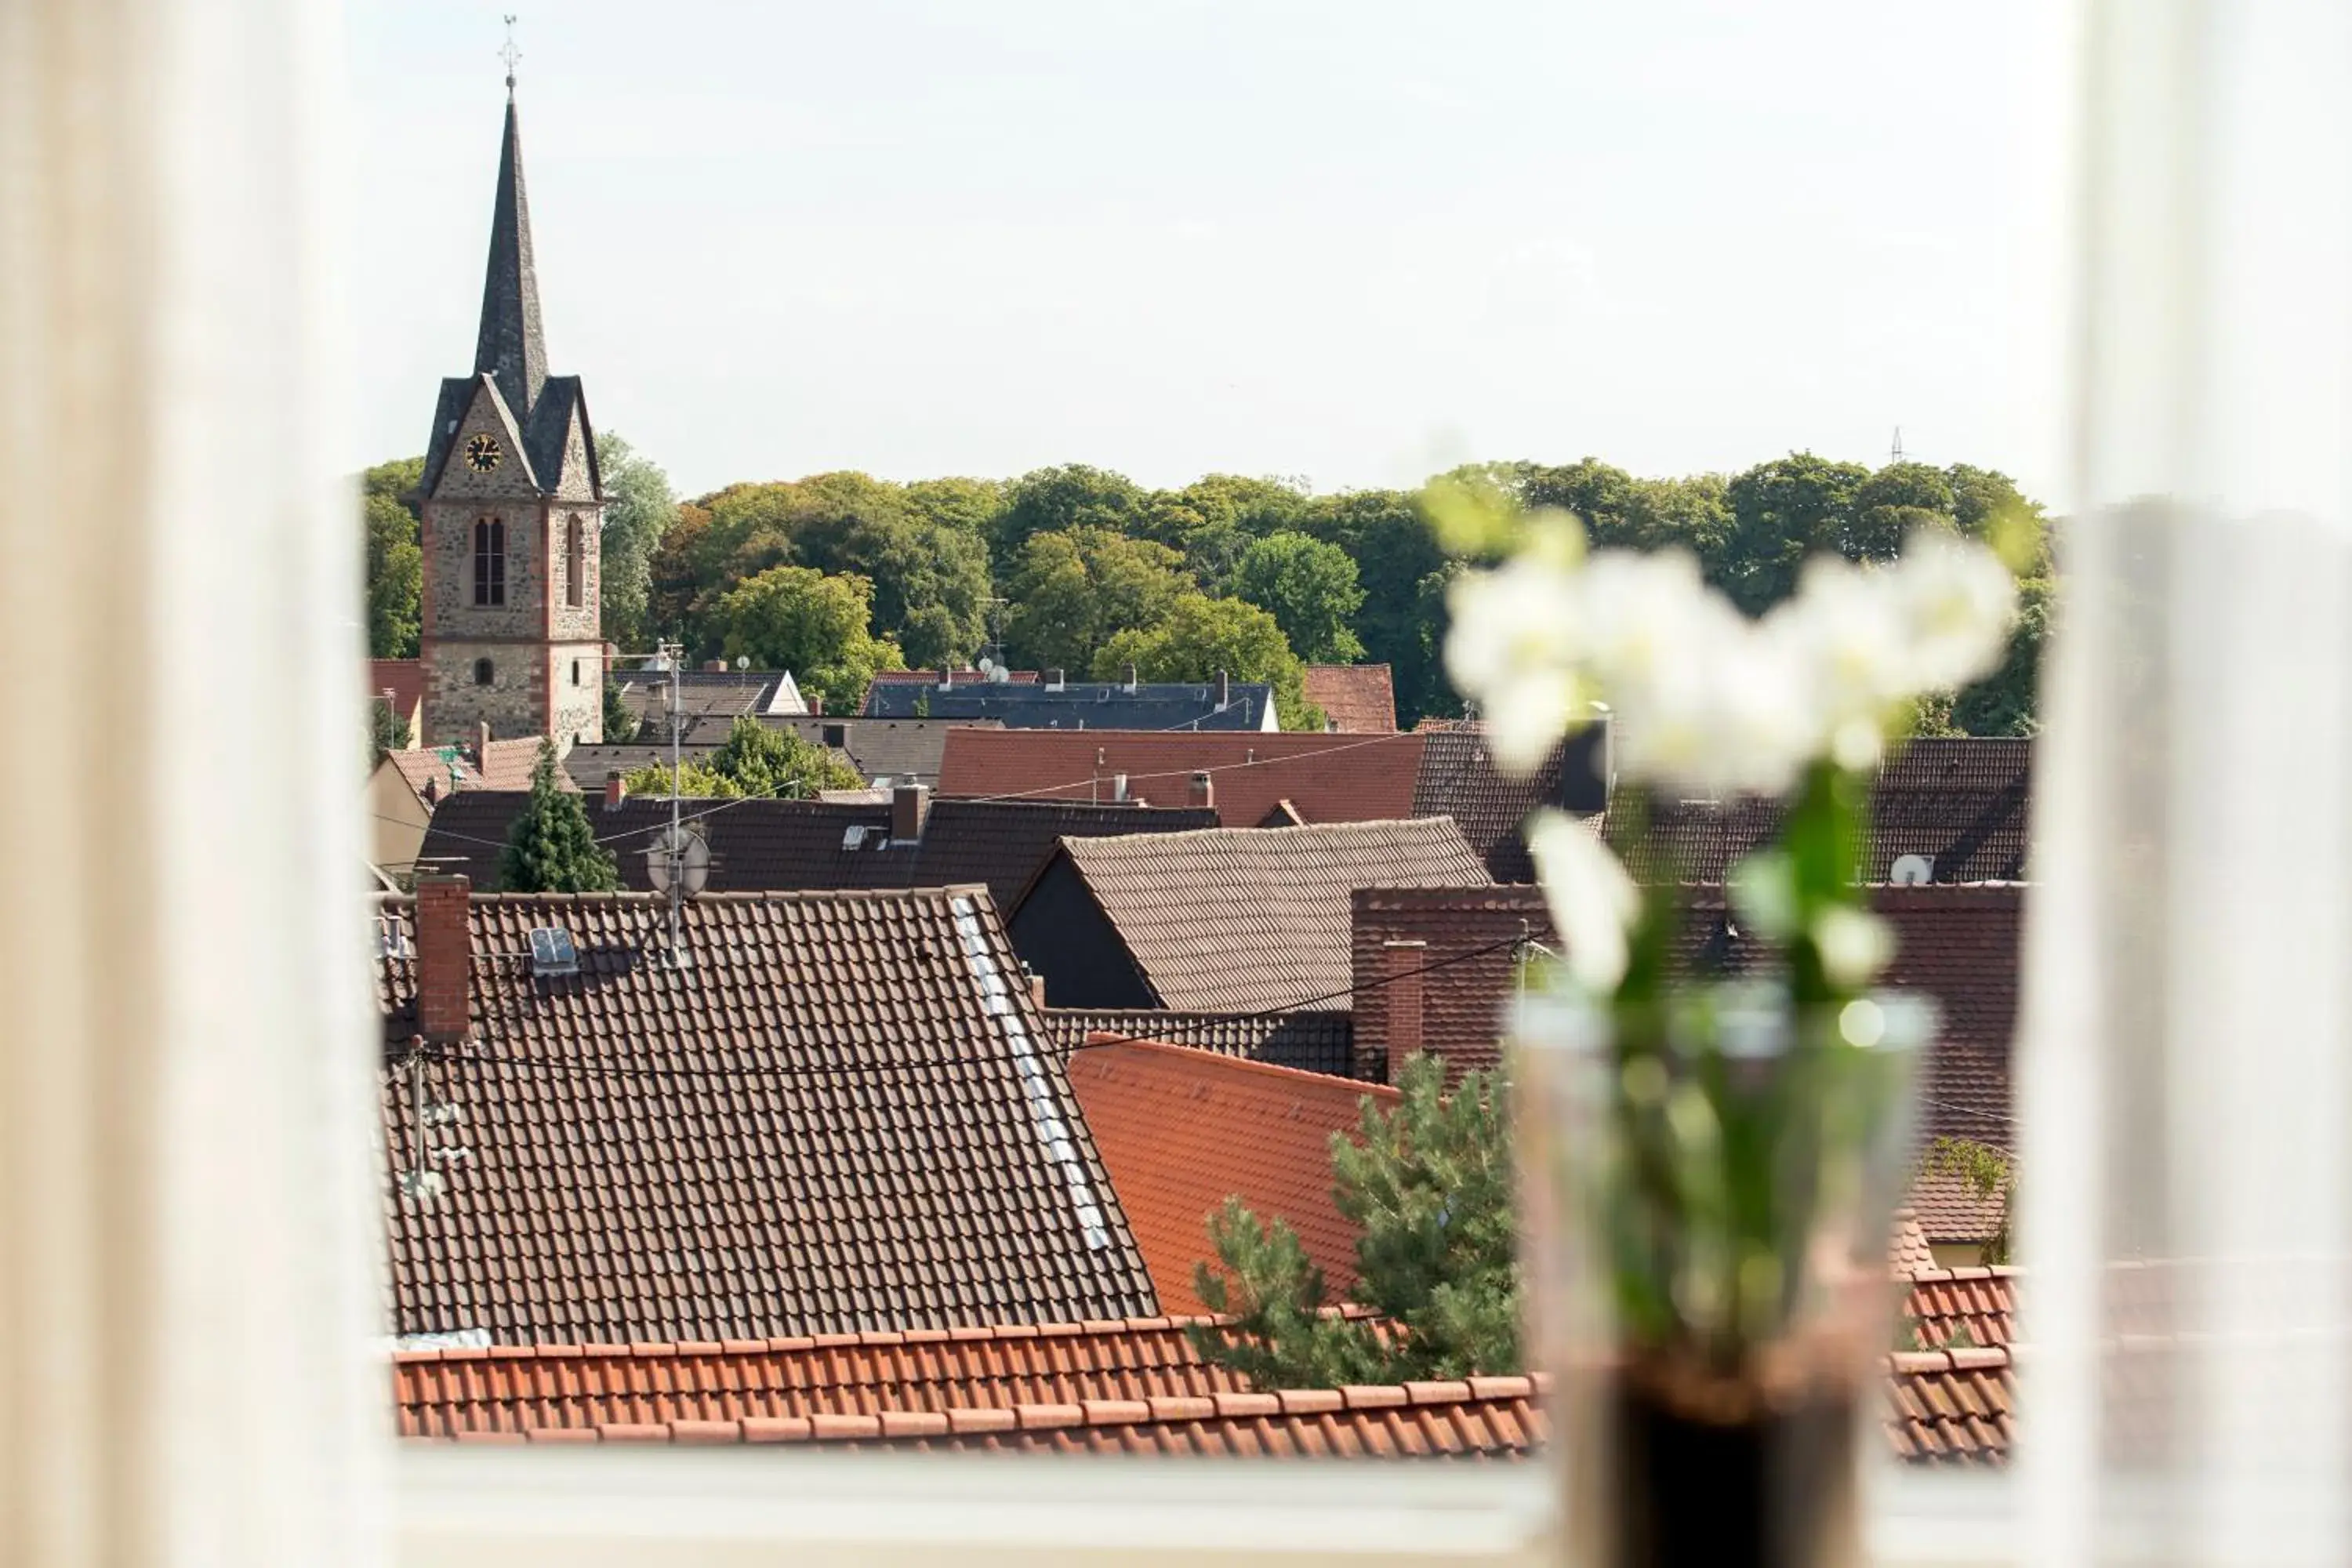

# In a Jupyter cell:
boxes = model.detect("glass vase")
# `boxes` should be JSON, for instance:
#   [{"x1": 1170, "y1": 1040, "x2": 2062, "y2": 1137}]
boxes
[{"x1": 1514, "y1": 979, "x2": 1933, "y2": 1568}]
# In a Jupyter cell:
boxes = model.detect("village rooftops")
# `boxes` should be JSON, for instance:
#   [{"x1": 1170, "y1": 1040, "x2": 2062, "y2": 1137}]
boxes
[{"x1": 864, "y1": 670, "x2": 1279, "y2": 731}]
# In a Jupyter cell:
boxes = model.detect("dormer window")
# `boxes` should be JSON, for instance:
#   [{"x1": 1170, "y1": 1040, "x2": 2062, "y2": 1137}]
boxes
[{"x1": 473, "y1": 517, "x2": 506, "y2": 606}]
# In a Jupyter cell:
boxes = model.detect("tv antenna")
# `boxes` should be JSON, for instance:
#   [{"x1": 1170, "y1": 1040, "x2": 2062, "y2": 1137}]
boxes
[{"x1": 1889, "y1": 426, "x2": 1905, "y2": 464}]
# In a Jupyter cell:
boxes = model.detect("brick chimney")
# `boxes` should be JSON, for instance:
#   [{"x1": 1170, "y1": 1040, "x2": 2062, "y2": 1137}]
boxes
[
  {"x1": 704, "y1": 659, "x2": 728, "y2": 673},
  {"x1": 1380, "y1": 939, "x2": 1428, "y2": 1083},
  {"x1": 1025, "y1": 965, "x2": 1048, "y2": 1009},
  {"x1": 1189, "y1": 771, "x2": 1214, "y2": 811},
  {"x1": 604, "y1": 770, "x2": 628, "y2": 810},
  {"x1": 415, "y1": 876, "x2": 474, "y2": 1044},
  {"x1": 1047, "y1": 667, "x2": 1065, "y2": 691},
  {"x1": 477, "y1": 720, "x2": 492, "y2": 761},
  {"x1": 891, "y1": 783, "x2": 931, "y2": 842}
]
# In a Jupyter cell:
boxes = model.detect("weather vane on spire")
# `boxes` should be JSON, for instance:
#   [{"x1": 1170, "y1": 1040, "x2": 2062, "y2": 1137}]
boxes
[{"x1": 499, "y1": 14, "x2": 521, "y2": 96}]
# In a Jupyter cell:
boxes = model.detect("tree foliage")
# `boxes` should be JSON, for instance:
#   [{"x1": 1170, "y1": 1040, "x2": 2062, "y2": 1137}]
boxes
[
  {"x1": 596, "y1": 433, "x2": 677, "y2": 653},
  {"x1": 1001, "y1": 527, "x2": 1187, "y2": 676},
  {"x1": 1921, "y1": 1136, "x2": 2017, "y2": 1266},
  {"x1": 1230, "y1": 531, "x2": 1366, "y2": 664},
  {"x1": 1093, "y1": 592, "x2": 1319, "y2": 729},
  {"x1": 361, "y1": 459, "x2": 424, "y2": 659},
  {"x1": 601, "y1": 680, "x2": 640, "y2": 744},
  {"x1": 497, "y1": 742, "x2": 620, "y2": 893},
  {"x1": 709, "y1": 565, "x2": 905, "y2": 711},
  {"x1": 1188, "y1": 1055, "x2": 1520, "y2": 1388},
  {"x1": 367, "y1": 696, "x2": 411, "y2": 766},
  {"x1": 622, "y1": 715, "x2": 864, "y2": 800}
]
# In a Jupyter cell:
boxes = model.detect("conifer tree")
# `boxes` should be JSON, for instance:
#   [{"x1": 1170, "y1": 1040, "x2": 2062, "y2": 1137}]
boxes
[
  {"x1": 497, "y1": 742, "x2": 620, "y2": 893},
  {"x1": 1188, "y1": 1054, "x2": 1519, "y2": 1388}
]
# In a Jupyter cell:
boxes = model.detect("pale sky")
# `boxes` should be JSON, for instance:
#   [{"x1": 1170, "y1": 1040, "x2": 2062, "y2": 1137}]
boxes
[{"x1": 350, "y1": 1, "x2": 2068, "y2": 502}]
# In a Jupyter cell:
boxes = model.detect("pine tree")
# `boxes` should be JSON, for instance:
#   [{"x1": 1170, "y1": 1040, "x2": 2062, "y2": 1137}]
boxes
[
  {"x1": 601, "y1": 679, "x2": 641, "y2": 743},
  {"x1": 497, "y1": 742, "x2": 621, "y2": 893},
  {"x1": 1187, "y1": 1054, "x2": 1520, "y2": 1388}
]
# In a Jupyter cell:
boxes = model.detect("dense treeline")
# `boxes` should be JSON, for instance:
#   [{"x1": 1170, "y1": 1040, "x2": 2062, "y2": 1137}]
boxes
[{"x1": 362, "y1": 446, "x2": 2050, "y2": 733}]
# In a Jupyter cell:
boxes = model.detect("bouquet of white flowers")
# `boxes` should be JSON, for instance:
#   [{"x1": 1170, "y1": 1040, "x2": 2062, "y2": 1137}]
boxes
[{"x1": 1443, "y1": 487, "x2": 2019, "y2": 1568}]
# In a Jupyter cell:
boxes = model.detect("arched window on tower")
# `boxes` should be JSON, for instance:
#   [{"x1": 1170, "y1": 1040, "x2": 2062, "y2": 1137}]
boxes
[
  {"x1": 473, "y1": 517, "x2": 506, "y2": 607},
  {"x1": 566, "y1": 517, "x2": 583, "y2": 608}
]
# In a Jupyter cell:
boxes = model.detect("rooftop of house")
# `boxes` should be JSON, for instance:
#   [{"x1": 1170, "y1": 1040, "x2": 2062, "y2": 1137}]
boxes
[
  {"x1": 937, "y1": 728, "x2": 1427, "y2": 828},
  {"x1": 1065, "y1": 1039, "x2": 1399, "y2": 1315},
  {"x1": 614, "y1": 669, "x2": 805, "y2": 724},
  {"x1": 373, "y1": 882, "x2": 1158, "y2": 1344},
  {"x1": 392, "y1": 1287, "x2": 2014, "y2": 1465},
  {"x1": 863, "y1": 673, "x2": 1277, "y2": 731},
  {"x1": 416, "y1": 792, "x2": 1218, "y2": 908},
  {"x1": 579, "y1": 716, "x2": 1000, "y2": 789},
  {"x1": 1409, "y1": 725, "x2": 1610, "y2": 882},
  {"x1": 1036, "y1": 1007, "x2": 1356, "y2": 1078},
  {"x1": 385, "y1": 735, "x2": 573, "y2": 804},
  {"x1": 1612, "y1": 736, "x2": 2032, "y2": 884},
  {"x1": 1016, "y1": 818, "x2": 1492, "y2": 1014},
  {"x1": 1301, "y1": 665, "x2": 1397, "y2": 733}
]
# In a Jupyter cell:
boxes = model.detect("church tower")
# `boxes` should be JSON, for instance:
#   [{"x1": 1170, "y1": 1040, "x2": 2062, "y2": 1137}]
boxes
[{"x1": 416, "y1": 80, "x2": 604, "y2": 749}]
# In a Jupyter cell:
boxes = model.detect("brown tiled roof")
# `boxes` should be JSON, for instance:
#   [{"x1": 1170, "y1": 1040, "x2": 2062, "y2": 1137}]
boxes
[
  {"x1": 1885, "y1": 1347, "x2": 2015, "y2": 1465},
  {"x1": 396, "y1": 1316, "x2": 2005, "y2": 1464},
  {"x1": 1027, "y1": 819, "x2": 1492, "y2": 1014},
  {"x1": 376, "y1": 886, "x2": 1158, "y2": 1343},
  {"x1": 936, "y1": 728, "x2": 1427, "y2": 829},
  {"x1": 1349, "y1": 886, "x2": 1550, "y2": 1083},
  {"x1": 417, "y1": 794, "x2": 1216, "y2": 906},
  {"x1": 1037, "y1": 1008, "x2": 1356, "y2": 1078},
  {"x1": 389, "y1": 737, "x2": 575, "y2": 805},
  {"x1": 1612, "y1": 738, "x2": 2031, "y2": 884},
  {"x1": 1889, "y1": 1208, "x2": 1936, "y2": 1276},
  {"x1": 1301, "y1": 665, "x2": 1397, "y2": 733},
  {"x1": 1067, "y1": 1040, "x2": 1397, "y2": 1314},
  {"x1": 1904, "y1": 1267, "x2": 2018, "y2": 1350},
  {"x1": 1409, "y1": 726, "x2": 1610, "y2": 882}
]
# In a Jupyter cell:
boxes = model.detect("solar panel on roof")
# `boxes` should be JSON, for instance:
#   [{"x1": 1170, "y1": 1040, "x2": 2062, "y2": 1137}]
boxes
[{"x1": 528, "y1": 926, "x2": 579, "y2": 976}]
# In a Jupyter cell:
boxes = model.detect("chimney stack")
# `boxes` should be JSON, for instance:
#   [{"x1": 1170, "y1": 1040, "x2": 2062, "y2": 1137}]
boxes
[
  {"x1": 703, "y1": 659, "x2": 728, "y2": 673},
  {"x1": 891, "y1": 783, "x2": 931, "y2": 842},
  {"x1": 1026, "y1": 966, "x2": 1048, "y2": 1009},
  {"x1": 1122, "y1": 662, "x2": 1138, "y2": 693},
  {"x1": 1380, "y1": 939, "x2": 1428, "y2": 1084},
  {"x1": 477, "y1": 720, "x2": 492, "y2": 761},
  {"x1": 1047, "y1": 667, "x2": 1065, "y2": 691},
  {"x1": 1215, "y1": 670, "x2": 1230, "y2": 707},
  {"x1": 416, "y1": 876, "x2": 474, "y2": 1044},
  {"x1": 938, "y1": 662, "x2": 954, "y2": 691},
  {"x1": 1189, "y1": 771, "x2": 1214, "y2": 811},
  {"x1": 604, "y1": 770, "x2": 628, "y2": 810}
]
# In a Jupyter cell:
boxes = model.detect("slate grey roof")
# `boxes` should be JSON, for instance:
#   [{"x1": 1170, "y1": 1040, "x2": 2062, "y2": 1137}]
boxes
[
  {"x1": 376, "y1": 887, "x2": 1158, "y2": 1341},
  {"x1": 1409, "y1": 724, "x2": 1611, "y2": 882},
  {"x1": 473, "y1": 95, "x2": 546, "y2": 425},
  {"x1": 862, "y1": 679, "x2": 1275, "y2": 731},
  {"x1": 419, "y1": 792, "x2": 1219, "y2": 909}
]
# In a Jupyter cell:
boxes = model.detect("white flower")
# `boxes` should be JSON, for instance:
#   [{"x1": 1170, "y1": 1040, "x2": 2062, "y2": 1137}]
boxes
[
  {"x1": 1811, "y1": 906, "x2": 1895, "y2": 989},
  {"x1": 1443, "y1": 554, "x2": 1580, "y2": 700},
  {"x1": 1527, "y1": 810, "x2": 1640, "y2": 995},
  {"x1": 1573, "y1": 548, "x2": 1711, "y2": 701},
  {"x1": 1893, "y1": 529, "x2": 2019, "y2": 692},
  {"x1": 1482, "y1": 666, "x2": 1588, "y2": 775}
]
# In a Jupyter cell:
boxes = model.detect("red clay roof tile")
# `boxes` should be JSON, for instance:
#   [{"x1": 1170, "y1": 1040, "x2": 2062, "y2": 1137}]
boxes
[{"x1": 1301, "y1": 666, "x2": 1398, "y2": 734}]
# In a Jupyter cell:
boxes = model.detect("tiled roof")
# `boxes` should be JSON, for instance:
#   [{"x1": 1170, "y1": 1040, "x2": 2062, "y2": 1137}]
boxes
[
  {"x1": 417, "y1": 794, "x2": 1217, "y2": 906},
  {"x1": 396, "y1": 1317, "x2": 2005, "y2": 1464},
  {"x1": 1409, "y1": 726, "x2": 1610, "y2": 882},
  {"x1": 1066, "y1": 1040, "x2": 1398, "y2": 1314},
  {"x1": 375, "y1": 885, "x2": 1158, "y2": 1343},
  {"x1": 389, "y1": 737, "x2": 575, "y2": 805},
  {"x1": 615, "y1": 670, "x2": 795, "y2": 724},
  {"x1": 936, "y1": 728, "x2": 1427, "y2": 829},
  {"x1": 864, "y1": 678, "x2": 1276, "y2": 731},
  {"x1": 1037, "y1": 1008, "x2": 1356, "y2": 1078},
  {"x1": 1885, "y1": 1348, "x2": 2015, "y2": 1466},
  {"x1": 1889, "y1": 1208, "x2": 1936, "y2": 1276},
  {"x1": 1301, "y1": 665, "x2": 1397, "y2": 733},
  {"x1": 1025, "y1": 819, "x2": 1492, "y2": 1014},
  {"x1": 1904, "y1": 1267, "x2": 2018, "y2": 1350},
  {"x1": 1348, "y1": 886, "x2": 1551, "y2": 1083},
  {"x1": 1612, "y1": 738, "x2": 2031, "y2": 884},
  {"x1": 574, "y1": 717, "x2": 1000, "y2": 789}
]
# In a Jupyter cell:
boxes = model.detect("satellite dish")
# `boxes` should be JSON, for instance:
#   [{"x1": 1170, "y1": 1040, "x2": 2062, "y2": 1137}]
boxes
[
  {"x1": 645, "y1": 824, "x2": 712, "y2": 896},
  {"x1": 978, "y1": 655, "x2": 996, "y2": 675},
  {"x1": 735, "y1": 655, "x2": 750, "y2": 670},
  {"x1": 1889, "y1": 854, "x2": 1935, "y2": 887}
]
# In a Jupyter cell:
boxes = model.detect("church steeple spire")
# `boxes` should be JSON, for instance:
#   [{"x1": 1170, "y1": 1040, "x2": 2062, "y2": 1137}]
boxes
[{"x1": 472, "y1": 87, "x2": 547, "y2": 421}]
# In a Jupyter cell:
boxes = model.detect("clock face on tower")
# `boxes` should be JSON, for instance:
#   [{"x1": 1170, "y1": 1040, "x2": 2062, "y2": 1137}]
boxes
[{"x1": 465, "y1": 434, "x2": 503, "y2": 473}]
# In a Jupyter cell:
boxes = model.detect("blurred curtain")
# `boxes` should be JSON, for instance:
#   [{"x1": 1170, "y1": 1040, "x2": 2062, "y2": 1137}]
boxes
[
  {"x1": 2021, "y1": 0, "x2": 2352, "y2": 1562},
  {"x1": 0, "y1": 1, "x2": 387, "y2": 1565}
]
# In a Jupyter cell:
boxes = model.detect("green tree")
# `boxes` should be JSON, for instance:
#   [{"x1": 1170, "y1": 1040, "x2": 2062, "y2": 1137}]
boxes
[
  {"x1": 361, "y1": 458, "x2": 425, "y2": 659},
  {"x1": 497, "y1": 742, "x2": 620, "y2": 893},
  {"x1": 1188, "y1": 1055, "x2": 1519, "y2": 1387},
  {"x1": 367, "y1": 696, "x2": 411, "y2": 767},
  {"x1": 903, "y1": 475, "x2": 1009, "y2": 537},
  {"x1": 595, "y1": 433, "x2": 678, "y2": 652},
  {"x1": 1848, "y1": 461, "x2": 1958, "y2": 562},
  {"x1": 1722, "y1": 452, "x2": 1871, "y2": 613},
  {"x1": 1230, "y1": 531, "x2": 1367, "y2": 665},
  {"x1": 601, "y1": 680, "x2": 640, "y2": 743},
  {"x1": 1952, "y1": 572, "x2": 2051, "y2": 737},
  {"x1": 623, "y1": 716, "x2": 864, "y2": 798},
  {"x1": 1300, "y1": 489, "x2": 1450, "y2": 725},
  {"x1": 991, "y1": 463, "x2": 1149, "y2": 568},
  {"x1": 1092, "y1": 593, "x2": 1319, "y2": 729},
  {"x1": 1000, "y1": 527, "x2": 1187, "y2": 676},
  {"x1": 710, "y1": 565, "x2": 905, "y2": 710}
]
